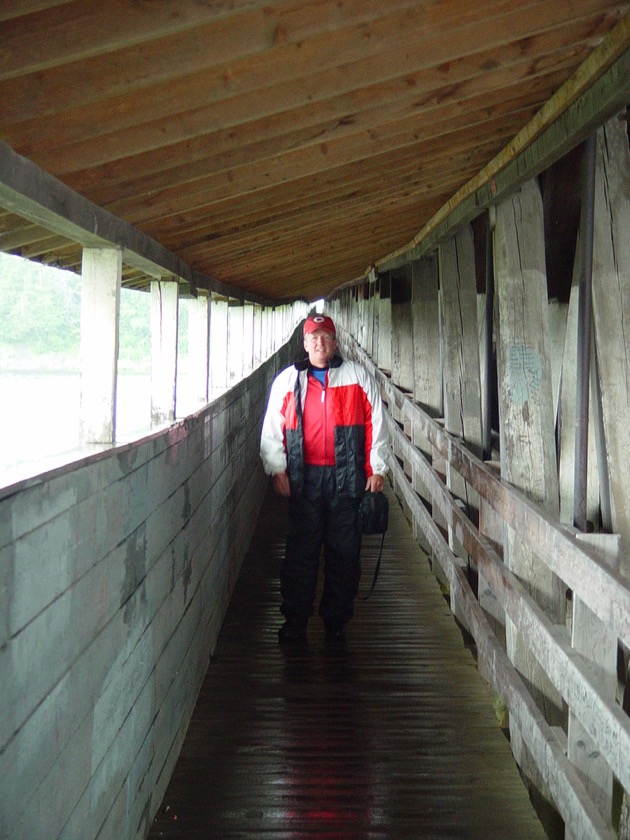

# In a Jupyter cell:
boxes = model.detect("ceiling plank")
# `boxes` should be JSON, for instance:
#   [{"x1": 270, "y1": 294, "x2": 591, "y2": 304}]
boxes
[
  {"x1": 0, "y1": 0, "x2": 286, "y2": 79},
  {"x1": 0, "y1": 142, "x2": 279, "y2": 303},
  {"x1": 9, "y1": 2, "x2": 620, "y2": 167},
  {"x1": 0, "y1": 0, "x2": 536, "y2": 120},
  {"x1": 377, "y1": 18, "x2": 630, "y2": 272}
]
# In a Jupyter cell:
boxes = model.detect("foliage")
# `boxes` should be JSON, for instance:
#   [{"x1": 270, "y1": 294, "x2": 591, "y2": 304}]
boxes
[{"x1": 0, "y1": 254, "x2": 186, "y2": 372}]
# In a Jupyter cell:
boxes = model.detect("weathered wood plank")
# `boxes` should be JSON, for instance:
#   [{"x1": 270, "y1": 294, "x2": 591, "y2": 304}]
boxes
[
  {"x1": 411, "y1": 255, "x2": 441, "y2": 414},
  {"x1": 592, "y1": 116, "x2": 630, "y2": 570}
]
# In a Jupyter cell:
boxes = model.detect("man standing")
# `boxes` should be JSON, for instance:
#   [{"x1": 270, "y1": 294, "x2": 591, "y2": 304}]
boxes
[{"x1": 260, "y1": 314, "x2": 389, "y2": 643}]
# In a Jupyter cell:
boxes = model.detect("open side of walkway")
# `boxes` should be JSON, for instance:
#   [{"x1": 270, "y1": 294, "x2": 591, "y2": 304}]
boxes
[{"x1": 147, "y1": 482, "x2": 547, "y2": 840}]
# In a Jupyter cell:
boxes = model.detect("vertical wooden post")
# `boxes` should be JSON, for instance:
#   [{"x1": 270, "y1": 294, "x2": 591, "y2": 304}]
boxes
[
  {"x1": 150, "y1": 279, "x2": 179, "y2": 426},
  {"x1": 391, "y1": 266, "x2": 414, "y2": 393},
  {"x1": 567, "y1": 533, "x2": 619, "y2": 837},
  {"x1": 411, "y1": 255, "x2": 441, "y2": 416},
  {"x1": 439, "y1": 225, "x2": 482, "y2": 622},
  {"x1": 370, "y1": 274, "x2": 379, "y2": 361},
  {"x1": 592, "y1": 117, "x2": 630, "y2": 571},
  {"x1": 557, "y1": 261, "x2": 599, "y2": 527},
  {"x1": 365, "y1": 277, "x2": 374, "y2": 357},
  {"x1": 439, "y1": 225, "x2": 483, "y2": 456},
  {"x1": 79, "y1": 247, "x2": 122, "y2": 444},
  {"x1": 494, "y1": 177, "x2": 565, "y2": 790},
  {"x1": 187, "y1": 293, "x2": 210, "y2": 407},
  {"x1": 378, "y1": 273, "x2": 392, "y2": 373}
]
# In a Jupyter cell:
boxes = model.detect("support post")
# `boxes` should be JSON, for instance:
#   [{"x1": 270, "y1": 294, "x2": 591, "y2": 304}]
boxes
[
  {"x1": 79, "y1": 247, "x2": 122, "y2": 444},
  {"x1": 411, "y1": 255, "x2": 441, "y2": 415},
  {"x1": 210, "y1": 297, "x2": 229, "y2": 395},
  {"x1": 494, "y1": 177, "x2": 565, "y2": 798},
  {"x1": 150, "y1": 279, "x2": 179, "y2": 426},
  {"x1": 574, "y1": 134, "x2": 597, "y2": 532},
  {"x1": 187, "y1": 293, "x2": 211, "y2": 408}
]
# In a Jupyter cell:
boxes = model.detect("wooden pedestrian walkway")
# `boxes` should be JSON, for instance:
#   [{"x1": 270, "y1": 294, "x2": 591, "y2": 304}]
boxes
[{"x1": 147, "y1": 483, "x2": 547, "y2": 839}]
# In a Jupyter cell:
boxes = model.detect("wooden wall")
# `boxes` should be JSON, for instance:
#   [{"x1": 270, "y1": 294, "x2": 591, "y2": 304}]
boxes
[
  {"x1": 0, "y1": 333, "x2": 299, "y2": 840},
  {"x1": 329, "y1": 113, "x2": 630, "y2": 837}
]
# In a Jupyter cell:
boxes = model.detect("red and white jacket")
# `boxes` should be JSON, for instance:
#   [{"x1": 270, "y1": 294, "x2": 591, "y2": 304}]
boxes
[{"x1": 260, "y1": 356, "x2": 389, "y2": 498}]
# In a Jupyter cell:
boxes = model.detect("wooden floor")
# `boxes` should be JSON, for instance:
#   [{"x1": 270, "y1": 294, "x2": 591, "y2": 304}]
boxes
[{"x1": 147, "y1": 483, "x2": 547, "y2": 840}]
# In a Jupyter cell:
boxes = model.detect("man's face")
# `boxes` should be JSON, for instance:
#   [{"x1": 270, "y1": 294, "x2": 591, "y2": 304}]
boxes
[{"x1": 304, "y1": 329, "x2": 337, "y2": 368}]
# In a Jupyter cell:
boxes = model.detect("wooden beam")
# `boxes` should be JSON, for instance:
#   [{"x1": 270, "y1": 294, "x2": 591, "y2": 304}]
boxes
[
  {"x1": 0, "y1": 142, "x2": 282, "y2": 305},
  {"x1": 376, "y1": 22, "x2": 630, "y2": 272}
]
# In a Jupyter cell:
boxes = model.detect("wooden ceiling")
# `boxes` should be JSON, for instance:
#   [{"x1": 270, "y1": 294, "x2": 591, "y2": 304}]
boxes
[{"x1": 0, "y1": 1, "x2": 629, "y2": 303}]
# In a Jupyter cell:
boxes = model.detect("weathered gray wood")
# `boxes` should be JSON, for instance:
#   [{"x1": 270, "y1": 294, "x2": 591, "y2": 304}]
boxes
[
  {"x1": 391, "y1": 267, "x2": 414, "y2": 393},
  {"x1": 353, "y1": 341, "x2": 630, "y2": 654},
  {"x1": 388, "y1": 452, "x2": 614, "y2": 840},
  {"x1": 494, "y1": 182, "x2": 564, "y2": 724},
  {"x1": 438, "y1": 225, "x2": 482, "y2": 619},
  {"x1": 439, "y1": 226, "x2": 483, "y2": 455},
  {"x1": 592, "y1": 116, "x2": 630, "y2": 571},
  {"x1": 411, "y1": 255, "x2": 441, "y2": 414},
  {"x1": 494, "y1": 179, "x2": 565, "y2": 785},
  {"x1": 79, "y1": 246, "x2": 122, "y2": 444},
  {"x1": 557, "y1": 260, "x2": 599, "y2": 527},
  {"x1": 377, "y1": 274, "x2": 392, "y2": 373},
  {"x1": 567, "y1": 533, "x2": 619, "y2": 836}
]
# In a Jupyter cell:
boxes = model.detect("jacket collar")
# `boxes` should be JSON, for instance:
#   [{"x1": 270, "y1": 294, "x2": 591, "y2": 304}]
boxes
[{"x1": 294, "y1": 354, "x2": 343, "y2": 372}]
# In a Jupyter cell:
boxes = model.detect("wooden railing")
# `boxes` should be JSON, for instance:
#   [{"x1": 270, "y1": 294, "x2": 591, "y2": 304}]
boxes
[{"x1": 345, "y1": 336, "x2": 630, "y2": 840}]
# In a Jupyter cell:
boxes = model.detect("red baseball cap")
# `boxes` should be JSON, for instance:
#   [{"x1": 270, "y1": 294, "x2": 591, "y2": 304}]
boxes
[{"x1": 303, "y1": 315, "x2": 336, "y2": 336}]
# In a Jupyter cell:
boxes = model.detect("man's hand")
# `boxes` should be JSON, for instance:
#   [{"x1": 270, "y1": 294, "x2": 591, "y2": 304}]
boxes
[
  {"x1": 271, "y1": 472, "x2": 291, "y2": 497},
  {"x1": 365, "y1": 474, "x2": 384, "y2": 493}
]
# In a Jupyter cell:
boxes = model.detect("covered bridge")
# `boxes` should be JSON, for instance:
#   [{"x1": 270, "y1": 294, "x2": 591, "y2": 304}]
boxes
[{"x1": 1, "y1": 2, "x2": 630, "y2": 838}]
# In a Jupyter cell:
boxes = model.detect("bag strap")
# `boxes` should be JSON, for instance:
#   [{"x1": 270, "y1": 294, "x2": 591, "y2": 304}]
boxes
[{"x1": 362, "y1": 531, "x2": 385, "y2": 601}]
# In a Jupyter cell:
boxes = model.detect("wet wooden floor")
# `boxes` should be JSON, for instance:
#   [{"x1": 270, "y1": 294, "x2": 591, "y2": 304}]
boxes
[{"x1": 147, "y1": 484, "x2": 547, "y2": 840}]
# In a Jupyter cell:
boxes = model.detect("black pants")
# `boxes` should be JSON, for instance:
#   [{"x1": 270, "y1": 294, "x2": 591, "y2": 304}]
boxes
[{"x1": 281, "y1": 465, "x2": 362, "y2": 629}]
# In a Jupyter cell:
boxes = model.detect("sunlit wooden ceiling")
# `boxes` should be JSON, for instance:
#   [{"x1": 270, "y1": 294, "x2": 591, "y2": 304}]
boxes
[{"x1": 0, "y1": 1, "x2": 628, "y2": 303}]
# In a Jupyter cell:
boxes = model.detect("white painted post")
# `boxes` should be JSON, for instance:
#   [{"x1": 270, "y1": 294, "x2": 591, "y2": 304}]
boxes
[
  {"x1": 228, "y1": 302, "x2": 244, "y2": 384},
  {"x1": 210, "y1": 297, "x2": 228, "y2": 396},
  {"x1": 79, "y1": 248, "x2": 122, "y2": 443},
  {"x1": 150, "y1": 279, "x2": 179, "y2": 426},
  {"x1": 79, "y1": 247, "x2": 122, "y2": 444},
  {"x1": 187, "y1": 293, "x2": 210, "y2": 407},
  {"x1": 253, "y1": 305, "x2": 262, "y2": 367},
  {"x1": 242, "y1": 303, "x2": 255, "y2": 376}
]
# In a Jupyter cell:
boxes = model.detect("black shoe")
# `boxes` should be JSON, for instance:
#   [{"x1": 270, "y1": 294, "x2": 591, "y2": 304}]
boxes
[
  {"x1": 278, "y1": 620, "x2": 307, "y2": 643},
  {"x1": 324, "y1": 623, "x2": 346, "y2": 644}
]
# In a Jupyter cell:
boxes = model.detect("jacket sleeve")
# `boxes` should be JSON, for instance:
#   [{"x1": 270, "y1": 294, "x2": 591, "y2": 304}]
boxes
[
  {"x1": 260, "y1": 367, "x2": 292, "y2": 476},
  {"x1": 356, "y1": 363, "x2": 390, "y2": 477}
]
